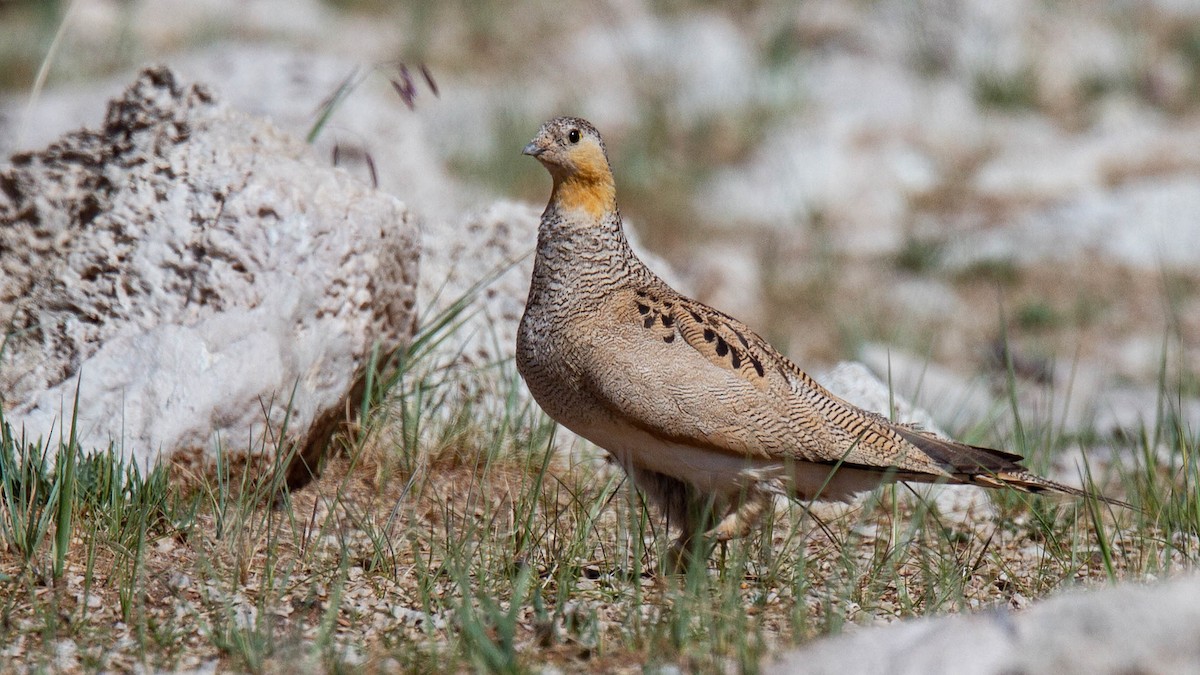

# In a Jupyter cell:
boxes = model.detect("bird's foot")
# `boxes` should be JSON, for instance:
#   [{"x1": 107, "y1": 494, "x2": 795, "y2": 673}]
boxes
[
  {"x1": 663, "y1": 535, "x2": 711, "y2": 576},
  {"x1": 704, "y1": 487, "x2": 773, "y2": 542}
]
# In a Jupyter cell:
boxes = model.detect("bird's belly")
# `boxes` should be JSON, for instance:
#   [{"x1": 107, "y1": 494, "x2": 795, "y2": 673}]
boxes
[
  {"x1": 568, "y1": 418, "x2": 887, "y2": 502},
  {"x1": 571, "y1": 419, "x2": 782, "y2": 497}
]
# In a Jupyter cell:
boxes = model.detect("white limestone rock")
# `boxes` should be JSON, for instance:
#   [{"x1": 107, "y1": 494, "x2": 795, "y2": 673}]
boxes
[
  {"x1": 768, "y1": 575, "x2": 1200, "y2": 675},
  {"x1": 415, "y1": 200, "x2": 541, "y2": 377},
  {"x1": 0, "y1": 66, "x2": 418, "y2": 470}
]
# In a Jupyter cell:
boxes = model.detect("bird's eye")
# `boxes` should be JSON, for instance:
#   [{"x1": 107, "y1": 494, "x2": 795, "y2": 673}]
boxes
[{"x1": 568, "y1": 129, "x2": 581, "y2": 144}]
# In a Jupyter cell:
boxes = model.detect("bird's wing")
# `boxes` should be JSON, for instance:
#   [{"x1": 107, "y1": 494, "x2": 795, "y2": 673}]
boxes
[
  {"x1": 590, "y1": 282, "x2": 1132, "y2": 506},
  {"x1": 606, "y1": 282, "x2": 1041, "y2": 481},
  {"x1": 581, "y1": 284, "x2": 798, "y2": 461}
]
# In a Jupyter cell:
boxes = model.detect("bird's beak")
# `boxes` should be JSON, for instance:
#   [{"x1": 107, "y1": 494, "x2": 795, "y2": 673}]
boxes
[{"x1": 522, "y1": 141, "x2": 543, "y2": 157}]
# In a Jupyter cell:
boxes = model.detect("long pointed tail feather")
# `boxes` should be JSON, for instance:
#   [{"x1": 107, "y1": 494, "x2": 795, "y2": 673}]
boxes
[
  {"x1": 892, "y1": 426, "x2": 1133, "y2": 510},
  {"x1": 979, "y1": 470, "x2": 1134, "y2": 510}
]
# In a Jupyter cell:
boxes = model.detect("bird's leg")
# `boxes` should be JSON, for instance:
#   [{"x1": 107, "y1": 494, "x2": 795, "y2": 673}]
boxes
[
  {"x1": 665, "y1": 532, "x2": 699, "y2": 575},
  {"x1": 705, "y1": 484, "x2": 774, "y2": 542},
  {"x1": 664, "y1": 494, "x2": 719, "y2": 575},
  {"x1": 631, "y1": 468, "x2": 714, "y2": 574}
]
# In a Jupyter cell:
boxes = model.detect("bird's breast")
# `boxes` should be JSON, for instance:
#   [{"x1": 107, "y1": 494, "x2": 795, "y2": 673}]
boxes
[{"x1": 516, "y1": 304, "x2": 595, "y2": 426}]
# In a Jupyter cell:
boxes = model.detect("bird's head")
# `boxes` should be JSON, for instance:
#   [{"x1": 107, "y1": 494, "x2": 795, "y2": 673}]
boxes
[{"x1": 524, "y1": 116, "x2": 615, "y2": 217}]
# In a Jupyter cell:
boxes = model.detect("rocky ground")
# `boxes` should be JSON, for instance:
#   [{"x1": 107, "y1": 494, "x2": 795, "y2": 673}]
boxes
[{"x1": 3, "y1": 0, "x2": 1200, "y2": 671}]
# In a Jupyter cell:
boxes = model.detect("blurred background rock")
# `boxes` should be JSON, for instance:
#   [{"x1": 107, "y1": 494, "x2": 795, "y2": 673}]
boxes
[{"x1": 3, "y1": 0, "x2": 1198, "y2": 446}]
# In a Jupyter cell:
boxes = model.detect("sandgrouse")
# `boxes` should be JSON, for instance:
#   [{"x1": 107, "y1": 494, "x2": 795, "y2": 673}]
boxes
[{"x1": 517, "y1": 116, "x2": 1121, "y2": 565}]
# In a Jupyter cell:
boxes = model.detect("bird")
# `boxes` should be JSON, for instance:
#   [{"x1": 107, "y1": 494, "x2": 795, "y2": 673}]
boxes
[{"x1": 516, "y1": 116, "x2": 1126, "y2": 567}]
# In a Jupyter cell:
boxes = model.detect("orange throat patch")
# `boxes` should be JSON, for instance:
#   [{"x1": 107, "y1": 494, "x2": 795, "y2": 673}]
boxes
[
  {"x1": 554, "y1": 177, "x2": 616, "y2": 218},
  {"x1": 551, "y1": 146, "x2": 616, "y2": 218}
]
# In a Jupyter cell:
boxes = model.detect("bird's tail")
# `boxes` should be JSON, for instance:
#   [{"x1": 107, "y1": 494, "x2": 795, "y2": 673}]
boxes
[
  {"x1": 972, "y1": 469, "x2": 1134, "y2": 510},
  {"x1": 893, "y1": 426, "x2": 1133, "y2": 510}
]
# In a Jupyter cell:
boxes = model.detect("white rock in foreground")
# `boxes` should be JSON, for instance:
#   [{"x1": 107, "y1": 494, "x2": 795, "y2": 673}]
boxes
[
  {"x1": 768, "y1": 575, "x2": 1200, "y2": 675},
  {"x1": 0, "y1": 66, "x2": 418, "y2": 473}
]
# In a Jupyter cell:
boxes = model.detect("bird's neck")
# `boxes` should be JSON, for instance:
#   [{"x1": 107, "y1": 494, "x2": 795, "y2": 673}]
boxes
[
  {"x1": 532, "y1": 183, "x2": 643, "y2": 303},
  {"x1": 549, "y1": 166, "x2": 616, "y2": 220},
  {"x1": 541, "y1": 162, "x2": 627, "y2": 258},
  {"x1": 535, "y1": 201, "x2": 635, "y2": 266}
]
